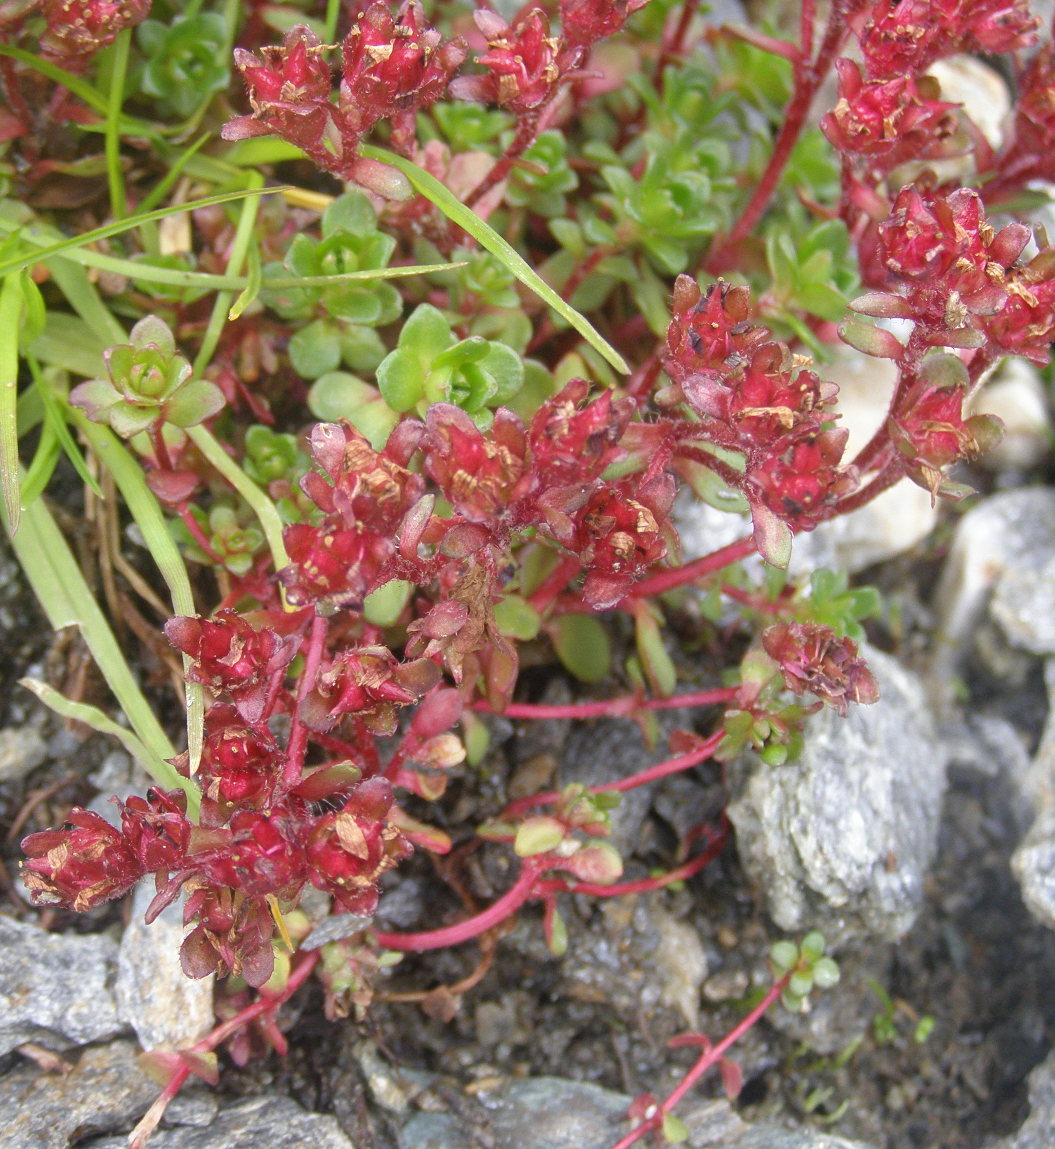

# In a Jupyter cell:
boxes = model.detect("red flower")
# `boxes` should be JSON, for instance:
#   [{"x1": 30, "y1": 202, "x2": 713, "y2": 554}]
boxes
[
  {"x1": 302, "y1": 646, "x2": 441, "y2": 735},
  {"x1": 560, "y1": 0, "x2": 649, "y2": 54},
  {"x1": 21, "y1": 808, "x2": 145, "y2": 911},
  {"x1": 223, "y1": 25, "x2": 336, "y2": 165},
  {"x1": 165, "y1": 610, "x2": 299, "y2": 723},
  {"x1": 280, "y1": 523, "x2": 387, "y2": 613},
  {"x1": 857, "y1": 0, "x2": 1036, "y2": 79},
  {"x1": 450, "y1": 7, "x2": 570, "y2": 114},
  {"x1": 41, "y1": 0, "x2": 151, "y2": 64},
  {"x1": 664, "y1": 276, "x2": 768, "y2": 385},
  {"x1": 193, "y1": 808, "x2": 307, "y2": 899},
  {"x1": 119, "y1": 789, "x2": 191, "y2": 874},
  {"x1": 180, "y1": 884, "x2": 277, "y2": 986},
  {"x1": 566, "y1": 476, "x2": 675, "y2": 609},
  {"x1": 889, "y1": 377, "x2": 1004, "y2": 497},
  {"x1": 746, "y1": 429, "x2": 856, "y2": 532},
  {"x1": 762, "y1": 622, "x2": 879, "y2": 717},
  {"x1": 301, "y1": 421, "x2": 426, "y2": 535},
  {"x1": 821, "y1": 60, "x2": 959, "y2": 171},
  {"x1": 999, "y1": 46, "x2": 1055, "y2": 185},
  {"x1": 305, "y1": 778, "x2": 412, "y2": 915},
  {"x1": 196, "y1": 705, "x2": 284, "y2": 809},
  {"x1": 681, "y1": 341, "x2": 838, "y2": 454},
  {"x1": 981, "y1": 270, "x2": 1055, "y2": 365},
  {"x1": 340, "y1": 1, "x2": 466, "y2": 128},
  {"x1": 422, "y1": 404, "x2": 527, "y2": 523},
  {"x1": 527, "y1": 378, "x2": 631, "y2": 489}
]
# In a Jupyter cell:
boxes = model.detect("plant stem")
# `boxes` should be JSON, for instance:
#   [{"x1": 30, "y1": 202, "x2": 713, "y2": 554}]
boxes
[
  {"x1": 703, "y1": 6, "x2": 851, "y2": 274},
  {"x1": 501, "y1": 731, "x2": 722, "y2": 819},
  {"x1": 375, "y1": 859, "x2": 545, "y2": 951},
  {"x1": 627, "y1": 535, "x2": 756, "y2": 600},
  {"x1": 607, "y1": 970, "x2": 792, "y2": 1149},
  {"x1": 130, "y1": 952, "x2": 320, "y2": 1149},
  {"x1": 473, "y1": 686, "x2": 737, "y2": 721},
  {"x1": 285, "y1": 612, "x2": 328, "y2": 787}
]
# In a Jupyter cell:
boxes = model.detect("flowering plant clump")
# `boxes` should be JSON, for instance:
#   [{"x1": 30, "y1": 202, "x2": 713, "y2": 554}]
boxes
[{"x1": 2, "y1": 0, "x2": 1054, "y2": 1144}]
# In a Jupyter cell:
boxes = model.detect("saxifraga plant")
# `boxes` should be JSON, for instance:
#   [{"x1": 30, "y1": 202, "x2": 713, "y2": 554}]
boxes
[{"x1": 1, "y1": 0, "x2": 1052, "y2": 1145}]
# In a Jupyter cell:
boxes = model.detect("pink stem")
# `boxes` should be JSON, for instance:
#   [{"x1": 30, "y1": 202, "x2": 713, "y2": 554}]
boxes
[
  {"x1": 131, "y1": 953, "x2": 320, "y2": 1148},
  {"x1": 606, "y1": 971, "x2": 792, "y2": 1149},
  {"x1": 704, "y1": 6, "x2": 851, "y2": 274},
  {"x1": 536, "y1": 820, "x2": 728, "y2": 898},
  {"x1": 472, "y1": 686, "x2": 737, "y2": 721},
  {"x1": 626, "y1": 535, "x2": 756, "y2": 600},
  {"x1": 529, "y1": 554, "x2": 582, "y2": 613},
  {"x1": 375, "y1": 859, "x2": 545, "y2": 951},
  {"x1": 501, "y1": 731, "x2": 722, "y2": 819},
  {"x1": 283, "y1": 612, "x2": 328, "y2": 787}
]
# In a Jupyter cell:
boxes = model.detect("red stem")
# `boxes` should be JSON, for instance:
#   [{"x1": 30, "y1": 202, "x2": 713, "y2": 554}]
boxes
[
  {"x1": 536, "y1": 819, "x2": 729, "y2": 898},
  {"x1": 130, "y1": 953, "x2": 321, "y2": 1148},
  {"x1": 284, "y1": 612, "x2": 328, "y2": 787},
  {"x1": 606, "y1": 970, "x2": 792, "y2": 1149},
  {"x1": 501, "y1": 731, "x2": 722, "y2": 820},
  {"x1": 528, "y1": 553, "x2": 582, "y2": 613},
  {"x1": 704, "y1": 6, "x2": 852, "y2": 274},
  {"x1": 472, "y1": 686, "x2": 737, "y2": 721},
  {"x1": 375, "y1": 859, "x2": 545, "y2": 951},
  {"x1": 626, "y1": 535, "x2": 756, "y2": 601}
]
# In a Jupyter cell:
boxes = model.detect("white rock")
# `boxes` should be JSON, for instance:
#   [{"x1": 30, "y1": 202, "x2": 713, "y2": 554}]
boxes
[
  {"x1": 929, "y1": 56, "x2": 1011, "y2": 150},
  {"x1": 969, "y1": 357, "x2": 1052, "y2": 472},
  {"x1": 116, "y1": 880, "x2": 214, "y2": 1051}
]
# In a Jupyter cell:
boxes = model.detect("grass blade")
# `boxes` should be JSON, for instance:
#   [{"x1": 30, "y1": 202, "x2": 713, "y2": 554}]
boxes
[
  {"x1": 359, "y1": 144, "x2": 630, "y2": 376},
  {"x1": 0, "y1": 274, "x2": 21, "y2": 532}
]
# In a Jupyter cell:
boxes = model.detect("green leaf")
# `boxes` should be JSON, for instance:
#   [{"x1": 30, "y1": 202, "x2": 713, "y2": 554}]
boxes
[
  {"x1": 0, "y1": 274, "x2": 22, "y2": 531},
  {"x1": 515, "y1": 815, "x2": 566, "y2": 856},
  {"x1": 662, "y1": 1112, "x2": 689, "y2": 1144},
  {"x1": 552, "y1": 614, "x2": 611, "y2": 684},
  {"x1": 359, "y1": 145, "x2": 629, "y2": 375}
]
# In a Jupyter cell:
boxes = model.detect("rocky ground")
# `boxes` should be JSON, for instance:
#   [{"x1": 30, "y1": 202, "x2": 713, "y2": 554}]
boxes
[{"x1": 4, "y1": 352, "x2": 1055, "y2": 1149}]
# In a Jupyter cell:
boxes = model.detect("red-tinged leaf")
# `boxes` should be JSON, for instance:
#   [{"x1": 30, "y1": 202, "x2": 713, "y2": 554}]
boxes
[
  {"x1": 139, "y1": 1050, "x2": 185, "y2": 1086},
  {"x1": 838, "y1": 316, "x2": 904, "y2": 360},
  {"x1": 668, "y1": 1032, "x2": 712, "y2": 1050},
  {"x1": 388, "y1": 805, "x2": 452, "y2": 853},
  {"x1": 749, "y1": 501, "x2": 793, "y2": 569},
  {"x1": 849, "y1": 292, "x2": 914, "y2": 320},
  {"x1": 293, "y1": 761, "x2": 363, "y2": 801},
  {"x1": 178, "y1": 1050, "x2": 220, "y2": 1086},
  {"x1": 719, "y1": 1056, "x2": 744, "y2": 1100},
  {"x1": 409, "y1": 687, "x2": 463, "y2": 738}
]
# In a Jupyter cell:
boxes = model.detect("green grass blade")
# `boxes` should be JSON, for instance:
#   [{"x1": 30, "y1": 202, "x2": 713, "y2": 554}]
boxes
[
  {"x1": 359, "y1": 144, "x2": 630, "y2": 376},
  {"x1": 21, "y1": 678, "x2": 171, "y2": 782},
  {"x1": 0, "y1": 186, "x2": 288, "y2": 279},
  {"x1": 0, "y1": 274, "x2": 21, "y2": 532},
  {"x1": 22, "y1": 357, "x2": 103, "y2": 504},
  {"x1": 71, "y1": 413, "x2": 205, "y2": 776},
  {"x1": 228, "y1": 238, "x2": 262, "y2": 321},
  {"x1": 104, "y1": 30, "x2": 132, "y2": 220},
  {"x1": 3, "y1": 494, "x2": 197, "y2": 812}
]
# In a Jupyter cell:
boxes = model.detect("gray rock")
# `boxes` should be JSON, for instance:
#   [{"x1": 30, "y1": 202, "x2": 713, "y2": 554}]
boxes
[
  {"x1": 0, "y1": 1039, "x2": 156, "y2": 1149},
  {"x1": 559, "y1": 719, "x2": 655, "y2": 858},
  {"x1": 0, "y1": 914, "x2": 124, "y2": 1056},
  {"x1": 116, "y1": 881, "x2": 215, "y2": 1051},
  {"x1": 732, "y1": 1130, "x2": 875, "y2": 1149},
  {"x1": 399, "y1": 1110, "x2": 470, "y2": 1149},
  {"x1": 459, "y1": 1075, "x2": 877, "y2": 1149},
  {"x1": 0, "y1": 723, "x2": 47, "y2": 783},
  {"x1": 727, "y1": 646, "x2": 947, "y2": 943},
  {"x1": 985, "y1": 1047, "x2": 1055, "y2": 1149},
  {"x1": 934, "y1": 488, "x2": 1055, "y2": 673},
  {"x1": 86, "y1": 1095, "x2": 357, "y2": 1149},
  {"x1": 968, "y1": 357, "x2": 1052, "y2": 473},
  {"x1": 480, "y1": 1077, "x2": 630, "y2": 1149},
  {"x1": 1012, "y1": 660, "x2": 1055, "y2": 929}
]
